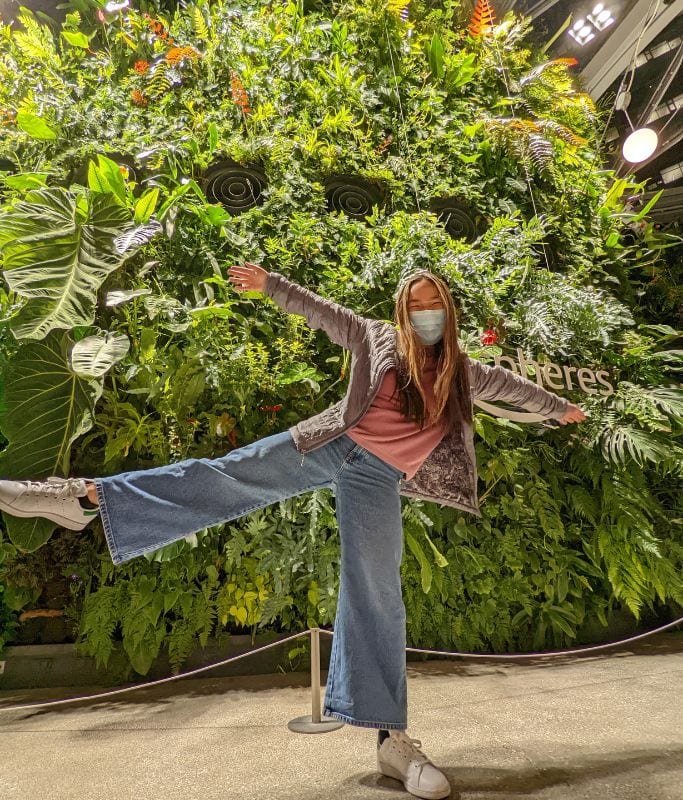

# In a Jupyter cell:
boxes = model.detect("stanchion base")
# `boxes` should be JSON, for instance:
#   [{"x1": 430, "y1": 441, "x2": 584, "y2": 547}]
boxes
[{"x1": 288, "y1": 714, "x2": 345, "y2": 733}]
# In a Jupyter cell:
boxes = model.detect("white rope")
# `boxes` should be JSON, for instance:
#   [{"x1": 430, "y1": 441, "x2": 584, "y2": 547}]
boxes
[
  {"x1": 0, "y1": 628, "x2": 309, "y2": 712},
  {"x1": 346, "y1": 615, "x2": 683, "y2": 659},
  {"x1": 0, "y1": 617, "x2": 680, "y2": 713}
]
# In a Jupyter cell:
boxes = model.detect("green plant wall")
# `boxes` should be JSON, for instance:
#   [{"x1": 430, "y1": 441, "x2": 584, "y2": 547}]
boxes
[{"x1": 0, "y1": 0, "x2": 681, "y2": 677}]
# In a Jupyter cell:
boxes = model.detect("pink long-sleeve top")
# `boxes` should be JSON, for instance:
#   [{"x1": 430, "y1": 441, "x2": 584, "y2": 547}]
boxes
[{"x1": 345, "y1": 352, "x2": 448, "y2": 480}]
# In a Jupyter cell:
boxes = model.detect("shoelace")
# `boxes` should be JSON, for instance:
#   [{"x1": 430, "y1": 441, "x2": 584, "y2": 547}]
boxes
[
  {"x1": 388, "y1": 732, "x2": 434, "y2": 779},
  {"x1": 24, "y1": 478, "x2": 84, "y2": 500}
]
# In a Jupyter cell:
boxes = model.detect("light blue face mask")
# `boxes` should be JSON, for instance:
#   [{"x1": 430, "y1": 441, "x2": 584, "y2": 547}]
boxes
[{"x1": 408, "y1": 309, "x2": 446, "y2": 345}]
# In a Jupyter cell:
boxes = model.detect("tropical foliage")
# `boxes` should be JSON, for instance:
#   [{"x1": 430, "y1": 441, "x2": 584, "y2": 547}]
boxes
[{"x1": 0, "y1": 0, "x2": 680, "y2": 677}]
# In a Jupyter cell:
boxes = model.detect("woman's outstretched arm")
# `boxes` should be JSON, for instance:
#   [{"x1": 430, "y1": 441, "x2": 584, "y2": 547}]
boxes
[
  {"x1": 227, "y1": 262, "x2": 368, "y2": 353},
  {"x1": 467, "y1": 355, "x2": 586, "y2": 425}
]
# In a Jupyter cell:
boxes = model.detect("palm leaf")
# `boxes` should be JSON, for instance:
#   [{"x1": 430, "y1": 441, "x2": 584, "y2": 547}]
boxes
[{"x1": 600, "y1": 423, "x2": 672, "y2": 468}]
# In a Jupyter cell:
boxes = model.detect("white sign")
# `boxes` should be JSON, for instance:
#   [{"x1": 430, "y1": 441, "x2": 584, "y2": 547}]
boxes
[{"x1": 473, "y1": 347, "x2": 613, "y2": 423}]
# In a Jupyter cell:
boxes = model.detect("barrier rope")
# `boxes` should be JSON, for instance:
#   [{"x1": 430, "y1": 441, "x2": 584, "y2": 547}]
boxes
[{"x1": 0, "y1": 616, "x2": 680, "y2": 713}]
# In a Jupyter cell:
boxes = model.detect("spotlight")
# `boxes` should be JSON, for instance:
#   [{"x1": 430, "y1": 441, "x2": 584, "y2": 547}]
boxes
[{"x1": 622, "y1": 128, "x2": 659, "y2": 163}]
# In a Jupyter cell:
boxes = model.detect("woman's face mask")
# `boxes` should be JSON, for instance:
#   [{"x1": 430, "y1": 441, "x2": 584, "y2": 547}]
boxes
[{"x1": 408, "y1": 309, "x2": 446, "y2": 345}]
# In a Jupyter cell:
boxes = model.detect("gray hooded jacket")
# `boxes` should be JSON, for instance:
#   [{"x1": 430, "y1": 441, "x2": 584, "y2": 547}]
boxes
[{"x1": 263, "y1": 271, "x2": 571, "y2": 517}]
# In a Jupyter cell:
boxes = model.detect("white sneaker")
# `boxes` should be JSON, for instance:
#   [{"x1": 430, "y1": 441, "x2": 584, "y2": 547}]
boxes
[
  {"x1": 377, "y1": 730, "x2": 451, "y2": 799},
  {"x1": 0, "y1": 477, "x2": 99, "y2": 530}
]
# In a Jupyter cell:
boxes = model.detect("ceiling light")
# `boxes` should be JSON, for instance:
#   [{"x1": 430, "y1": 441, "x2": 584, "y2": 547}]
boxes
[
  {"x1": 569, "y1": 27, "x2": 595, "y2": 45},
  {"x1": 569, "y1": 6, "x2": 617, "y2": 44},
  {"x1": 588, "y1": 4, "x2": 615, "y2": 30},
  {"x1": 622, "y1": 128, "x2": 659, "y2": 163}
]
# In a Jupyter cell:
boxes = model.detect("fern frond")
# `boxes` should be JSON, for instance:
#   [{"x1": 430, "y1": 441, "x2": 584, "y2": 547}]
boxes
[
  {"x1": 518, "y1": 57, "x2": 578, "y2": 86},
  {"x1": 527, "y1": 133, "x2": 554, "y2": 171},
  {"x1": 193, "y1": 6, "x2": 209, "y2": 41},
  {"x1": 76, "y1": 585, "x2": 118, "y2": 669},
  {"x1": 565, "y1": 484, "x2": 598, "y2": 525},
  {"x1": 147, "y1": 61, "x2": 173, "y2": 100},
  {"x1": 15, "y1": 9, "x2": 58, "y2": 62},
  {"x1": 526, "y1": 482, "x2": 564, "y2": 538},
  {"x1": 535, "y1": 118, "x2": 587, "y2": 147}
]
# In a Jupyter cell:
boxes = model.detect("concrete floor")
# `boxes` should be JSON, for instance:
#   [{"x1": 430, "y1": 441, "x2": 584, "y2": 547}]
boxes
[{"x1": 0, "y1": 631, "x2": 681, "y2": 800}]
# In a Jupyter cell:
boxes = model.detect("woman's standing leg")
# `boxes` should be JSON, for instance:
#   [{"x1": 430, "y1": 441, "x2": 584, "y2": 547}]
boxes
[
  {"x1": 322, "y1": 443, "x2": 408, "y2": 730},
  {"x1": 92, "y1": 430, "x2": 359, "y2": 566}
]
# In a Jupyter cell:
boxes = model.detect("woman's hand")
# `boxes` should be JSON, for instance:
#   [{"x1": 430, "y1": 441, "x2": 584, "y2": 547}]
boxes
[
  {"x1": 556, "y1": 403, "x2": 587, "y2": 425},
  {"x1": 227, "y1": 262, "x2": 269, "y2": 293}
]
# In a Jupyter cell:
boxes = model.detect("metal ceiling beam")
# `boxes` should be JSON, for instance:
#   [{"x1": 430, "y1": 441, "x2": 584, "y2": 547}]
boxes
[
  {"x1": 580, "y1": 0, "x2": 683, "y2": 100},
  {"x1": 635, "y1": 41, "x2": 683, "y2": 128},
  {"x1": 523, "y1": 0, "x2": 563, "y2": 20}
]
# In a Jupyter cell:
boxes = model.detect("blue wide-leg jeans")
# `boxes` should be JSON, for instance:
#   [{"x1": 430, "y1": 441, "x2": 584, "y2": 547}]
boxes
[{"x1": 93, "y1": 430, "x2": 409, "y2": 730}]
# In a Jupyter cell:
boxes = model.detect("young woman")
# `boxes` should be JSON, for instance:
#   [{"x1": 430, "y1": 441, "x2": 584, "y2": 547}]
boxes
[{"x1": 0, "y1": 262, "x2": 585, "y2": 800}]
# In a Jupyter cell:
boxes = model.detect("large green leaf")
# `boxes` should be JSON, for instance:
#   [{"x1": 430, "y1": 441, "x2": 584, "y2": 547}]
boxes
[
  {"x1": 0, "y1": 330, "x2": 103, "y2": 551},
  {"x1": 70, "y1": 332, "x2": 130, "y2": 378},
  {"x1": 0, "y1": 186, "x2": 159, "y2": 340}
]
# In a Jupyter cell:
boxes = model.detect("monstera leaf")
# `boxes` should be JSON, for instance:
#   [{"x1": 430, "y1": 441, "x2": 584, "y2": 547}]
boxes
[
  {"x1": 0, "y1": 330, "x2": 104, "y2": 552},
  {"x1": 0, "y1": 186, "x2": 160, "y2": 341}
]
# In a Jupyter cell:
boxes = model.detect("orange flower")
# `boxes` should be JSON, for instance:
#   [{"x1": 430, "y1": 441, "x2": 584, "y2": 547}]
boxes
[
  {"x1": 143, "y1": 12, "x2": 175, "y2": 45},
  {"x1": 131, "y1": 89, "x2": 148, "y2": 107},
  {"x1": 229, "y1": 70, "x2": 251, "y2": 115},
  {"x1": 166, "y1": 46, "x2": 201, "y2": 65},
  {"x1": 133, "y1": 59, "x2": 150, "y2": 74}
]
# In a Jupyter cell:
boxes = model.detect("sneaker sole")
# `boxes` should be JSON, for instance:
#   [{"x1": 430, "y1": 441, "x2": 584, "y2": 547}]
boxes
[
  {"x1": 377, "y1": 758, "x2": 451, "y2": 799},
  {"x1": 0, "y1": 501, "x2": 96, "y2": 531}
]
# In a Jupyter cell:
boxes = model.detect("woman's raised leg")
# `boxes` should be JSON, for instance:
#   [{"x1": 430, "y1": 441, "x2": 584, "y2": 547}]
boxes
[{"x1": 94, "y1": 430, "x2": 358, "y2": 566}]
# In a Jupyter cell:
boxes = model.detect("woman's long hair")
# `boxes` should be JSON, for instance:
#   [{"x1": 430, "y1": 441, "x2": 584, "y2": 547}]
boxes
[{"x1": 392, "y1": 270, "x2": 472, "y2": 434}]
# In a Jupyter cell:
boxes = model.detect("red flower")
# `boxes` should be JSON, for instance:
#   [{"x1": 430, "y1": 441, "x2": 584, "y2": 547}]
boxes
[
  {"x1": 133, "y1": 59, "x2": 150, "y2": 74},
  {"x1": 480, "y1": 328, "x2": 498, "y2": 346},
  {"x1": 260, "y1": 404, "x2": 282, "y2": 412}
]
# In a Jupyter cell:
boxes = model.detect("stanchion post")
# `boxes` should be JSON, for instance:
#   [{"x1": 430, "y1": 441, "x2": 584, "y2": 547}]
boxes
[
  {"x1": 311, "y1": 626, "x2": 321, "y2": 723},
  {"x1": 287, "y1": 627, "x2": 345, "y2": 734}
]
